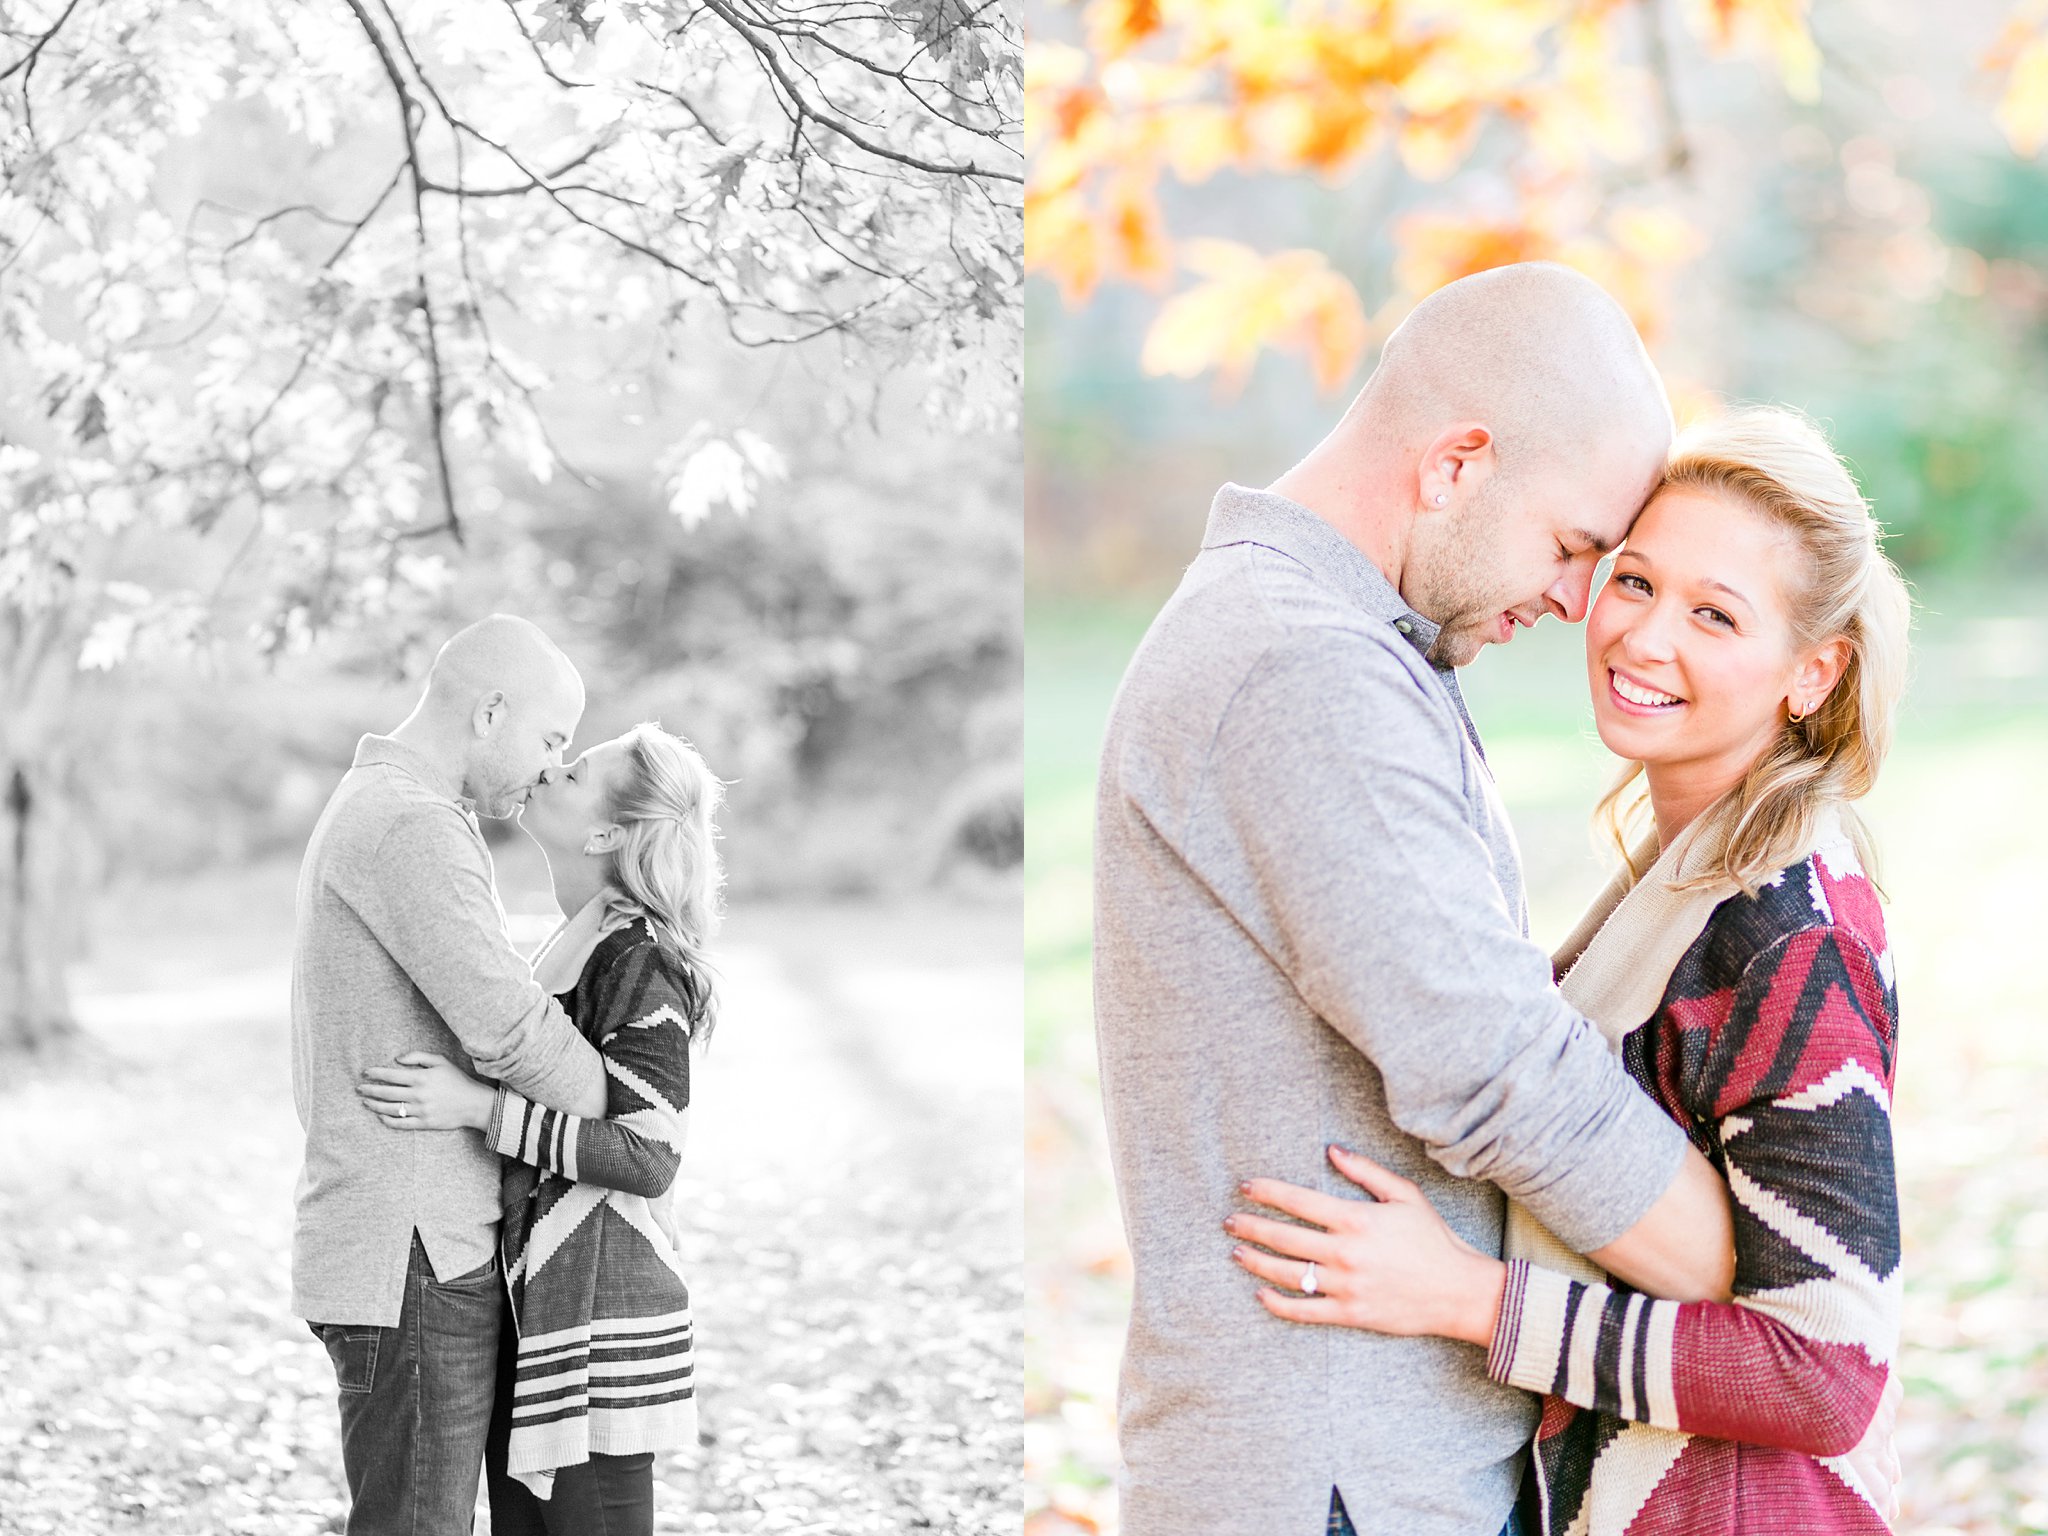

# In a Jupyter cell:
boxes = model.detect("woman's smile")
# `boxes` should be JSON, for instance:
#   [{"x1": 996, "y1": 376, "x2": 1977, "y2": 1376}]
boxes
[{"x1": 1606, "y1": 667, "x2": 1687, "y2": 715}]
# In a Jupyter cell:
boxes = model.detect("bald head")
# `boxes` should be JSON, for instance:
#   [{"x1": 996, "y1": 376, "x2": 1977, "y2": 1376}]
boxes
[
  {"x1": 425, "y1": 614, "x2": 582, "y2": 717},
  {"x1": 1357, "y1": 261, "x2": 1672, "y2": 471},
  {"x1": 417, "y1": 614, "x2": 585, "y2": 817},
  {"x1": 1275, "y1": 263, "x2": 1677, "y2": 667}
]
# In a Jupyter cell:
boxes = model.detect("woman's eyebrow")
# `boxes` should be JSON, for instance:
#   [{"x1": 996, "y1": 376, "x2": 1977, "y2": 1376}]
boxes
[{"x1": 1698, "y1": 577, "x2": 1756, "y2": 614}]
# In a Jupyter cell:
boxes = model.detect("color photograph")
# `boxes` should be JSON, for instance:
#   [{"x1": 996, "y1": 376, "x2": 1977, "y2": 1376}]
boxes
[{"x1": 1027, "y1": 3, "x2": 2048, "y2": 1534}]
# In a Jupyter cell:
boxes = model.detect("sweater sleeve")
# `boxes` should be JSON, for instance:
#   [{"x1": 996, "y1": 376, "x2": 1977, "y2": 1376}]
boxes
[
  {"x1": 485, "y1": 938, "x2": 696, "y2": 1199},
  {"x1": 1485, "y1": 924, "x2": 1900, "y2": 1458},
  {"x1": 1185, "y1": 629, "x2": 1687, "y2": 1253}
]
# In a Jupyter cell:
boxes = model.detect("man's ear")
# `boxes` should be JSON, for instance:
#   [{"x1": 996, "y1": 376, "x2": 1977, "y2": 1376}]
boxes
[
  {"x1": 1417, "y1": 422, "x2": 1496, "y2": 513},
  {"x1": 472, "y1": 690, "x2": 508, "y2": 739}
]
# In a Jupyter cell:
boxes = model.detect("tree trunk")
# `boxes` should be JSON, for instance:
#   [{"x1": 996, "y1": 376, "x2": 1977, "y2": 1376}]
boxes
[{"x1": 0, "y1": 749, "x2": 81, "y2": 1055}]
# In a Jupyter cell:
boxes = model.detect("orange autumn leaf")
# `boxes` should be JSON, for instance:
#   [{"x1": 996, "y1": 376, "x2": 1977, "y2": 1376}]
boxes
[
  {"x1": 1107, "y1": 176, "x2": 1175, "y2": 288},
  {"x1": 1086, "y1": 0, "x2": 1163, "y2": 60}
]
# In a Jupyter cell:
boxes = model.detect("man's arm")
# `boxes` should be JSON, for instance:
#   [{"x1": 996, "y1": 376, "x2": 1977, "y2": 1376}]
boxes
[
  {"x1": 1188, "y1": 628, "x2": 1714, "y2": 1283},
  {"x1": 1589, "y1": 1148, "x2": 1734, "y2": 1301},
  {"x1": 346, "y1": 805, "x2": 608, "y2": 1118}
]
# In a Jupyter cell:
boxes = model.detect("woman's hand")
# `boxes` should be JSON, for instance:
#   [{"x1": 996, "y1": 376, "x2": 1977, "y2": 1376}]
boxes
[
  {"x1": 1843, "y1": 1370, "x2": 1903, "y2": 1526},
  {"x1": 1226, "y1": 1144, "x2": 1508, "y2": 1348},
  {"x1": 357, "y1": 1052, "x2": 497, "y2": 1133}
]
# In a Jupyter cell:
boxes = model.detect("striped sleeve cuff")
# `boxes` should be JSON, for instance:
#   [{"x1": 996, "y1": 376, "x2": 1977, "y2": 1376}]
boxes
[
  {"x1": 487, "y1": 1088, "x2": 583, "y2": 1181},
  {"x1": 488, "y1": 1087, "x2": 533, "y2": 1158},
  {"x1": 1488, "y1": 1259, "x2": 1579, "y2": 1396}
]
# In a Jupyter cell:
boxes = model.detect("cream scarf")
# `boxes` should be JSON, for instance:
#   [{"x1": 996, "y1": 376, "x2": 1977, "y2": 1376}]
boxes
[
  {"x1": 529, "y1": 889, "x2": 645, "y2": 996},
  {"x1": 1504, "y1": 810, "x2": 1741, "y2": 1281}
]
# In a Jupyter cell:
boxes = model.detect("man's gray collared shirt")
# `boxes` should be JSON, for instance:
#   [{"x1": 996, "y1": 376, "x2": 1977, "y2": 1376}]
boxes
[
  {"x1": 1092, "y1": 484, "x2": 1686, "y2": 1536},
  {"x1": 290, "y1": 734, "x2": 605, "y2": 1326}
]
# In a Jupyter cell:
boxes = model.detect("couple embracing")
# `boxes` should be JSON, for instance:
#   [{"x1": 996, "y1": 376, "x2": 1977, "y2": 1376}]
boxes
[
  {"x1": 1095, "y1": 264, "x2": 1909, "y2": 1535},
  {"x1": 289, "y1": 615, "x2": 723, "y2": 1535}
]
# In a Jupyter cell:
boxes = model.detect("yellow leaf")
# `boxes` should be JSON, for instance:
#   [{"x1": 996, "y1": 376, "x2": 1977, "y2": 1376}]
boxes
[
  {"x1": 1141, "y1": 243, "x2": 1366, "y2": 392},
  {"x1": 1687, "y1": 0, "x2": 1820, "y2": 102},
  {"x1": 1398, "y1": 102, "x2": 1485, "y2": 181},
  {"x1": 1996, "y1": 30, "x2": 2048, "y2": 156},
  {"x1": 1024, "y1": 184, "x2": 1105, "y2": 303}
]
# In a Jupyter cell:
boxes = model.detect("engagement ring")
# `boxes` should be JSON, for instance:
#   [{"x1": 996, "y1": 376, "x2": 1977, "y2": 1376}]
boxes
[
  {"x1": 397, "y1": 1104, "x2": 408, "y2": 1119},
  {"x1": 1301, "y1": 1261, "x2": 1318, "y2": 1296}
]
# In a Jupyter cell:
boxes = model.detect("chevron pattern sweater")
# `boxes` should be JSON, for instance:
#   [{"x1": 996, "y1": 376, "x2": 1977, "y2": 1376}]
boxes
[
  {"x1": 1489, "y1": 835, "x2": 1900, "y2": 1534},
  {"x1": 488, "y1": 918, "x2": 705, "y2": 1488}
]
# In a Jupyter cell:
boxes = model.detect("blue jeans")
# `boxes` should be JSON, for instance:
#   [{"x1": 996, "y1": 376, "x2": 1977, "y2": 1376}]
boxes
[
  {"x1": 484, "y1": 1292, "x2": 655, "y2": 1536},
  {"x1": 308, "y1": 1232, "x2": 501, "y2": 1536},
  {"x1": 1329, "y1": 1488, "x2": 1522, "y2": 1536}
]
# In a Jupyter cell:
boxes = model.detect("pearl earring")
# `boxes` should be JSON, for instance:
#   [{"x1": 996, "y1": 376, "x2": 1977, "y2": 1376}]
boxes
[{"x1": 1433, "y1": 493, "x2": 1447, "y2": 507}]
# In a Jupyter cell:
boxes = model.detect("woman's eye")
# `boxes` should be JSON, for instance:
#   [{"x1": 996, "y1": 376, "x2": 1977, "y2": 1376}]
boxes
[
  {"x1": 1616, "y1": 572, "x2": 1650, "y2": 595},
  {"x1": 1698, "y1": 607, "x2": 1734, "y2": 629}
]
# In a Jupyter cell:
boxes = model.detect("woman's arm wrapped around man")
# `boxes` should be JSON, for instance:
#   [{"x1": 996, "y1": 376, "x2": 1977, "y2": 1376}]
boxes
[{"x1": 487, "y1": 933, "x2": 699, "y2": 1200}]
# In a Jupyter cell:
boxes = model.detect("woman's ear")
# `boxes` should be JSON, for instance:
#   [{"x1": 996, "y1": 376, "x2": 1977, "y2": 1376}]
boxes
[
  {"x1": 1790, "y1": 635, "x2": 1852, "y2": 716},
  {"x1": 581, "y1": 822, "x2": 626, "y2": 858}
]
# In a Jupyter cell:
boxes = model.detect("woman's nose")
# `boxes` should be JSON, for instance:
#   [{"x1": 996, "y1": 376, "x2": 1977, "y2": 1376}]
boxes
[{"x1": 1620, "y1": 605, "x2": 1676, "y2": 662}]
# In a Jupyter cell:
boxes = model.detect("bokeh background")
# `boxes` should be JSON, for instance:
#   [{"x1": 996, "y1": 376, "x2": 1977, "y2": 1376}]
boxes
[
  {"x1": 1025, "y1": 1, "x2": 2048, "y2": 1532},
  {"x1": 0, "y1": 1, "x2": 1022, "y2": 1530}
]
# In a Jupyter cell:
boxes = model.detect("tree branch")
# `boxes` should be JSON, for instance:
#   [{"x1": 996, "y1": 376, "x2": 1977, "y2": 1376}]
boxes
[
  {"x1": 340, "y1": 0, "x2": 464, "y2": 547},
  {"x1": 0, "y1": 0, "x2": 87, "y2": 85},
  {"x1": 697, "y1": 0, "x2": 1021, "y2": 183}
]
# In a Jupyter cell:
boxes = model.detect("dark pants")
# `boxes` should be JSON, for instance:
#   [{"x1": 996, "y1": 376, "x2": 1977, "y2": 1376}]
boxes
[
  {"x1": 308, "y1": 1232, "x2": 501, "y2": 1536},
  {"x1": 1329, "y1": 1488, "x2": 1522, "y2": 1536},
  {"x1": 484, "y1": 1293, "x2": 656, "y2": 1536}
]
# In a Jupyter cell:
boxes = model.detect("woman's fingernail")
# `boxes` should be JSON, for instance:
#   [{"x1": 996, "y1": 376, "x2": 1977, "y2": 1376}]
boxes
[
  {"x1": 1222, "y1": 1216, "x2": 1237, "y2": 1234},
  {"x1": 1238, "y1": 1180, "x2": 1253, "y2": 1196}
]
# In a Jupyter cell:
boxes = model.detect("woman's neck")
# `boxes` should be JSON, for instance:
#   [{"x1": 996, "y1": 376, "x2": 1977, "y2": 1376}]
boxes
[
  {"x1": 548, "y1": 861, "x2": 612, "y2": 924},
  {"x1": 1643, "y1": 761, "x2": 1745, "y2": 852}
]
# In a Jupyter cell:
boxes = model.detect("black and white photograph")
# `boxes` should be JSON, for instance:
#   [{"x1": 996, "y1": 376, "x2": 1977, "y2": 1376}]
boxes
[{"x1": 0, "y1": 1, "x2": 1022, "y2": 1532}]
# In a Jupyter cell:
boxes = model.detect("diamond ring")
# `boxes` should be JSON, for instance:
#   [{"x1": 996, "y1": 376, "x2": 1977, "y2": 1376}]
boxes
[{"x1": 1301, "y1": 1261, "x2": 1318, "y2": 1296}]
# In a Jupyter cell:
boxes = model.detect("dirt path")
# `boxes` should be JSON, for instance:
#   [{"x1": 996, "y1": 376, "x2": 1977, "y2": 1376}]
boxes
[{"x1": 0, "y1": 872, "x2": 1020, "y2": 1535}]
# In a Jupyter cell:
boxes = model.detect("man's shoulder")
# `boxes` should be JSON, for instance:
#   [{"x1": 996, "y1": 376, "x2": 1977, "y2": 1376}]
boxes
[
  {"x1": 1121, "y1": 547, "x2": 1426, "y2": 714},
  {"x1": 311, "y1": 763, "x2": 478, "y2": 873}
]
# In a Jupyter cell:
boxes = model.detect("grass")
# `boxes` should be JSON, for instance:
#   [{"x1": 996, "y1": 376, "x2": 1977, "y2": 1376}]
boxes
[{"x1": 1024, "y1": 584, "x2": 2048, "y2": 1536}]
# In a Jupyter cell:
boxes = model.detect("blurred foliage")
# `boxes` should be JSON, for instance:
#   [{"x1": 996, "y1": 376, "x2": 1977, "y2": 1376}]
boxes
[
  {"x1": 1026, "y1": 0, "x2": 1824, "y2": 383},
  {"x1": 1024, "y1": 0, "x2": 2048, "y2": 587},
  {"x1": 0, "y1": 0, "x2": 1023, "y2": 947},
  {"x1": 0, "y1": 0, "x2": 1019, "y2": 668}
]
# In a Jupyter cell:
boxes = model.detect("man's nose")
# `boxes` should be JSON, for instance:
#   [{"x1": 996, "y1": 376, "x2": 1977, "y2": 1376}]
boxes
[
  {"x1": 1546, "y1": 565, "x2": 1595, "y2": 625},
  {"x1": 537, "y1": 765, "x2": 559, "y2": 786}
]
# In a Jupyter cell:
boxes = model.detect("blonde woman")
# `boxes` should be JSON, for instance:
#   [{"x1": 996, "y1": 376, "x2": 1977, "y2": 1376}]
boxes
[
  {"x1": 1230, "y1": 408, "x2": 1910, "y2": 1533},
  {"x1": 358, "y1": 723, "x2": 722, "y2": 1536}
]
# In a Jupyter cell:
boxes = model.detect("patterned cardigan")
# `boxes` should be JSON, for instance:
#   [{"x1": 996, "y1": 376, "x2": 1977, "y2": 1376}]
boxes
[
  {"x1": 488, "y1": 917, "x2": 705, "y2": 1487},
  {"x1": 1489, "y1": 836, "x2": 1900, "y2": 1534}
]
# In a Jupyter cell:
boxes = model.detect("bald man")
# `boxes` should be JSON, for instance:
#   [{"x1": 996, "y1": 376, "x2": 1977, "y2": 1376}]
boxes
[
  {"x1": 291, "y1": 615, "x2": 607, "y2": 1536},
  {"x1": 1093, "y1": 265, "x2": 1736, "y2": 1536}
]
